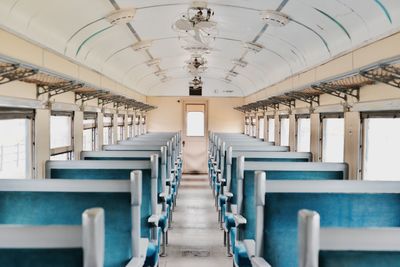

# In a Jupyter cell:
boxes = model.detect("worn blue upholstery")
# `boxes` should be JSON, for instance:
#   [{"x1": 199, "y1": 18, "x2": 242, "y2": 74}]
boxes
[
  {"x1": 0, "y1": 192, "x2": 131, "y2": 267},
  {"x1": 242, "y1": 170, "x2": 344, "y2": 242},
  {"x1": 319, "y1": 251, "x2": 400, "y2": 266},
  {"x1": 79, "y1": 156, "x2": 164, "y2": 195},
  {"x1": 144, "y1": 242, "x2": 158, "y2": 267},
  {"x1": 263, "y1": 193, "x2": 400, "y2": 267},
  {"x1": 230, "y1": 157, "x2": 309, "y2": 204},
  {"x1": 50, "y1": 168, "x2": 153, "y2": 239},
  {"x1": 0, "y1": 249, "x2": 83, "y2": 267}
]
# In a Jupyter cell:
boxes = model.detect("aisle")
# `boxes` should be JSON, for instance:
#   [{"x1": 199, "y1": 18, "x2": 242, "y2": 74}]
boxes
[{"x1": 159, "y1": 174, "x2": 231, "y2": 267}]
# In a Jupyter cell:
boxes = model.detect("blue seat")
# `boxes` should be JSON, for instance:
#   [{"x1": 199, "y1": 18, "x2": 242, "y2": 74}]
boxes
[
  {"x1": 254, "y1": 179, "x2": 400, "y2": 267},
  {"x1": 46, "y1": 160, "x2": 160, "y2": 266},
  {"x1": 233, "y1": 161, "x2": 347, "y2": 266},
  {"x1": 0, "y1": 179, "x2": 142, "y2": 267}
]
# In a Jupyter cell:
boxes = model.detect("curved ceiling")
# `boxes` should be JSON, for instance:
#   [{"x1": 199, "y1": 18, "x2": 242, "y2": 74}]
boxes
[{"x1": 0, "y1": 0, "x2": 399, "y2": 96}]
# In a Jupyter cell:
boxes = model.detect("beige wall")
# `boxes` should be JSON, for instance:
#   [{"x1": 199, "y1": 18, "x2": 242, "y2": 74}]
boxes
[{"x1": 146, "y1": 97, "x2": 244, "y2": 133}]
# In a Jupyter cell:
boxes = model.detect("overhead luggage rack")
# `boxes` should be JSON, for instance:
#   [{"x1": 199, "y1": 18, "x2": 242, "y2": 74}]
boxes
[
  {"x1": 235, "y1": 57, "x2": 400, "y2": 113},
  {"x1": 361, "y1": 63, "x2": 400, "y2": 89},
  {"x1": 0, "y1": 62, "x2": 38, "y2": 85},
  {"x1": 74, "y1": 86, "x2": 109, "y2": 103},
  {"x1": 0, "y1": 56, "x2": 156, "y2": 111},
  {"x1": 22, "y1": 72, "x2": 84, "y2": 98}
]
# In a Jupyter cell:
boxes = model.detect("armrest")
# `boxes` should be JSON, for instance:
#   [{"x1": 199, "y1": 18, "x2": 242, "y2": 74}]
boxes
[
  {"x1": 251, "y1": 257, "x2": 271, "y2": 267},
  {"x1": 159, "y1": 192, "x2": 166, "y2": 201},
  {"x1": 231, "y1": 204, "x2": 238, "y2": 214},
  {"x1": 243, "y1": 239, "x2": 255, "y2": 258},
  {"x1": 148, "y1": 215, "x2": 160, "y2": 226},
  {"x1": 224, "y1": 192, "x2": 233, "y2": 198},
  {"x1": 125, "y1": 238, "x2": 148, "y2": 267},
  {"x1": 233, "y1": 214, "x2": 247, "y2": 227}
]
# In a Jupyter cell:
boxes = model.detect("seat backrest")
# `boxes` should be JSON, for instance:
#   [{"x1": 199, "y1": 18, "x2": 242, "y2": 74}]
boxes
[
  {"x1": 258, "y1": 179, "x2": 400, "y2": 267},
  {"x1": 228, "y1": 152, "x2": 311, "y2": 205},
  {"x1": 239, "y1": 161, "x2": 347, "y2": 246},
  {"x1": 0, "y1": 179, "x2": 137, "y2": 267},
  {"x1": 80, "y1": 150, "x2": 166, "y2": 195},
  {"x1": 46, "y1": 160, "x2": 156, "y2": 241}
]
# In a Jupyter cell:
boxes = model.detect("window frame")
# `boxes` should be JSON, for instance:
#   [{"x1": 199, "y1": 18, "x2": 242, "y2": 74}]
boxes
[
  {"x1": 320, "y1": 113, "x2": 345, "y2": 163},
  {"x1": 50, "y1": 111, "x2": 74, "y2": 159},
  {"x1": 295, "y1": 114, "x2": 311, "y2": 153},
  {"x1": 360, "y1": 111, "x2": 400, "y2": 180},
  {"x1": 83, "y1": 112, "x2": 97, "y2": 151},
  {"x1": 0, "y1": 108, "x2": 35, "y2": 179},
  {"x1": 279, "y1": 115, "x2": 290, "y2": 146},
  {"x1": 103, "y1": 113, "x2": 114, "y2": 145}
]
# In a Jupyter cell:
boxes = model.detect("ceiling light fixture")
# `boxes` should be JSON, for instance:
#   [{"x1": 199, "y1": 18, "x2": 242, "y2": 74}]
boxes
[
  {"x1": 243, "y1": 42, "x2": 264, "y2": 53},
  {"x1": 106, "y1": 9, "x2": 136, "y2": 25},
  {"x1": 131, "y1": 40, "x2": 153, "y2": 52},
  {"x1": 260, "y1": 10, "x2": 290, "y2": 27}
]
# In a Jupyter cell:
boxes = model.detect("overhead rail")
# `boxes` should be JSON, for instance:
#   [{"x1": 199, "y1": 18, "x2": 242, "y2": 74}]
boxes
[
  {"x1": 0, "y1": 56, "x2": 156, "y2": 112},
  {"x1": 235, "y1": 56, "x2": 400, "y2": 113}
]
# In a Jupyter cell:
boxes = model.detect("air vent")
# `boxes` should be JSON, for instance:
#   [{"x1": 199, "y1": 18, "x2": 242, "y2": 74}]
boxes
[
  {"x1": 228, "y1": 70, "x2": 239, "y2": 77},
  {"x1": 131, "y1": 40, "x2": 152, "y2": 52},
  {"x1": 154, "y1": 70, "x2": 166, "y2": 76},
  {"x1": 106, "y1": 9, "x2": 136, "y2": 25},
  {"x1": 260, "y1": 10, "x2": 290, "y2": 27},
  {"x1": 146, "y1": 58, "x2": 161, "y2": 67},
  {"x1": 223, "y1": 90, "x2": 234, "y2": 93},
  {"x1": 232, "y1": 59, "x2": 248, "y2": 68},
  {"x1": 244, "y1": 42, "x2": 264, "y2": 53},
  {"x1": 224, "y1": 77, "x2": 232, "y2": 83}
]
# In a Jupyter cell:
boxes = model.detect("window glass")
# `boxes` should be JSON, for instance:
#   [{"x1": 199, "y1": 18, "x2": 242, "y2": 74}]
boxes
[
  {"x1": 103, "y1": 116, "x2": 113, "y2": 145},
  {"x1": 83, "y1": 117, "x2": 96, "y2": 151},
  {"x1": 268, "y1": 118, "x2": 275, "y2": 142},
  {"x1": 258, "y1": 118, "x2": 264, "y2": 139},
  {"x1": 50, "y1": 153, "x2": 71, "y2": 161},
  {"x1": 322, "y1": 118, "x2": 344, "y2": 162},
  {"x1": 187, "y1": 112, "x2": 204, "y2": 137},
  {"x1": 0, "y1": 119, "x2": 31, "y2": 178},
  {"x1": 297, "y1": 118, "x2": 311, "y2": 152},
  {"x1": 363, "y1": 118, "x2": 400, "y2": 180},
  {"x1": 50, "y1": 115, "x2": 72, "y2": 149},
  {"x1": 280, "y1": 118, "x2": 289, "y2": 146}
]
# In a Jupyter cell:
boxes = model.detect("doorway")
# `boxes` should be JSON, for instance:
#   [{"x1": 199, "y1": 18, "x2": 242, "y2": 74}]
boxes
[{"x1": 182, "y1": 100, "x2": 208, "y2": 174}]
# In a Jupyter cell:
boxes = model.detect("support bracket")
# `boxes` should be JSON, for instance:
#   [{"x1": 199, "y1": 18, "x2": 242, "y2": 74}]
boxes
[
  {"x1": 285, "y1": 92, "x2": 320, "y2": 106},
  {"x1": 0, "y1": 67, "x2": 38, "y2": 85},
  {"x1": 360, "y1": 64, "x2": 400, "y2": 89},
  {"x1": 37, "y1": 82, "x2": 84, "y2": 98},
  {"x1": 311, "y1": 83, "x2": 360, "y2": 101}
]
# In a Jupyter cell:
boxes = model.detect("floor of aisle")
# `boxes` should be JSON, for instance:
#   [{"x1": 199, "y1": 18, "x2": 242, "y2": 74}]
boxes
[{"x1": 159, "y1": 174, "x2": 231, "y2": 267}]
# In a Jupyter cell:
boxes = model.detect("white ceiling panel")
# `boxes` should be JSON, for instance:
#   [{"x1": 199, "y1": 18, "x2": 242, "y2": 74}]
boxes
[{"x1": 0, "y1": 0, "x2": 399, "y2": 97}]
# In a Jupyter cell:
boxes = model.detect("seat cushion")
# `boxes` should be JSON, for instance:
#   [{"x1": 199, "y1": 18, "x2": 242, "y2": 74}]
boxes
[{"x1": 225, "y1": 213, "x2": 235, "y2": 231}]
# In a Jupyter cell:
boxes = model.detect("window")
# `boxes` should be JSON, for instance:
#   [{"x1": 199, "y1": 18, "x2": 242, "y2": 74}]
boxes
[
  {"x1": 83, "y1": 113, "x2": 97, "y2": 151},
  {"x1": 187, "y1": 112, "x2": 204, "y2": 136},
  {"x1": 117, "y1": 115, "x2": 125, "y2": 141},
  {"x1": 363, "y1": 117, "x2": 400, "y2": 181},
  {"x1": 50, "y1": 112, "x2": 73, "y2": 160},
  {"x1": 258, "y1": 117, "x2": 265, "y2": 139},
  {"x1": 103, "y1": 115, "x2": 113, "y2": 145},
  {"x1": 322, "y1": 117, "x2": 344, "y2": 162},
  {"x1": 297, "y1": 117, "x2": 311, "y2": 152},
  {"x1": 280, "y1": 117, "x2": 289, "y2": 146},
  {"x1": 127, "y1": 116, "x2": 133, "y2": 138},
  {"x1": 268, "y1": 118, "x2": 275, "y2": 142},
  {"x1": 0, "y1": 113, "x2": 32, "y2": 179}
]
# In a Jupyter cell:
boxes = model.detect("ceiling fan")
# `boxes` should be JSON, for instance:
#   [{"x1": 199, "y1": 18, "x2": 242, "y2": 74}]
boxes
[{"x1": 173, "y1": 2, "x2": 217, "y2": 48}]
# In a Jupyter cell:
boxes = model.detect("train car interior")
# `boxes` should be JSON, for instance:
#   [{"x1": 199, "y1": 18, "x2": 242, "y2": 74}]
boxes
[{"x1": 0, "y1": 0, "x2": 400, "y2": 266}]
